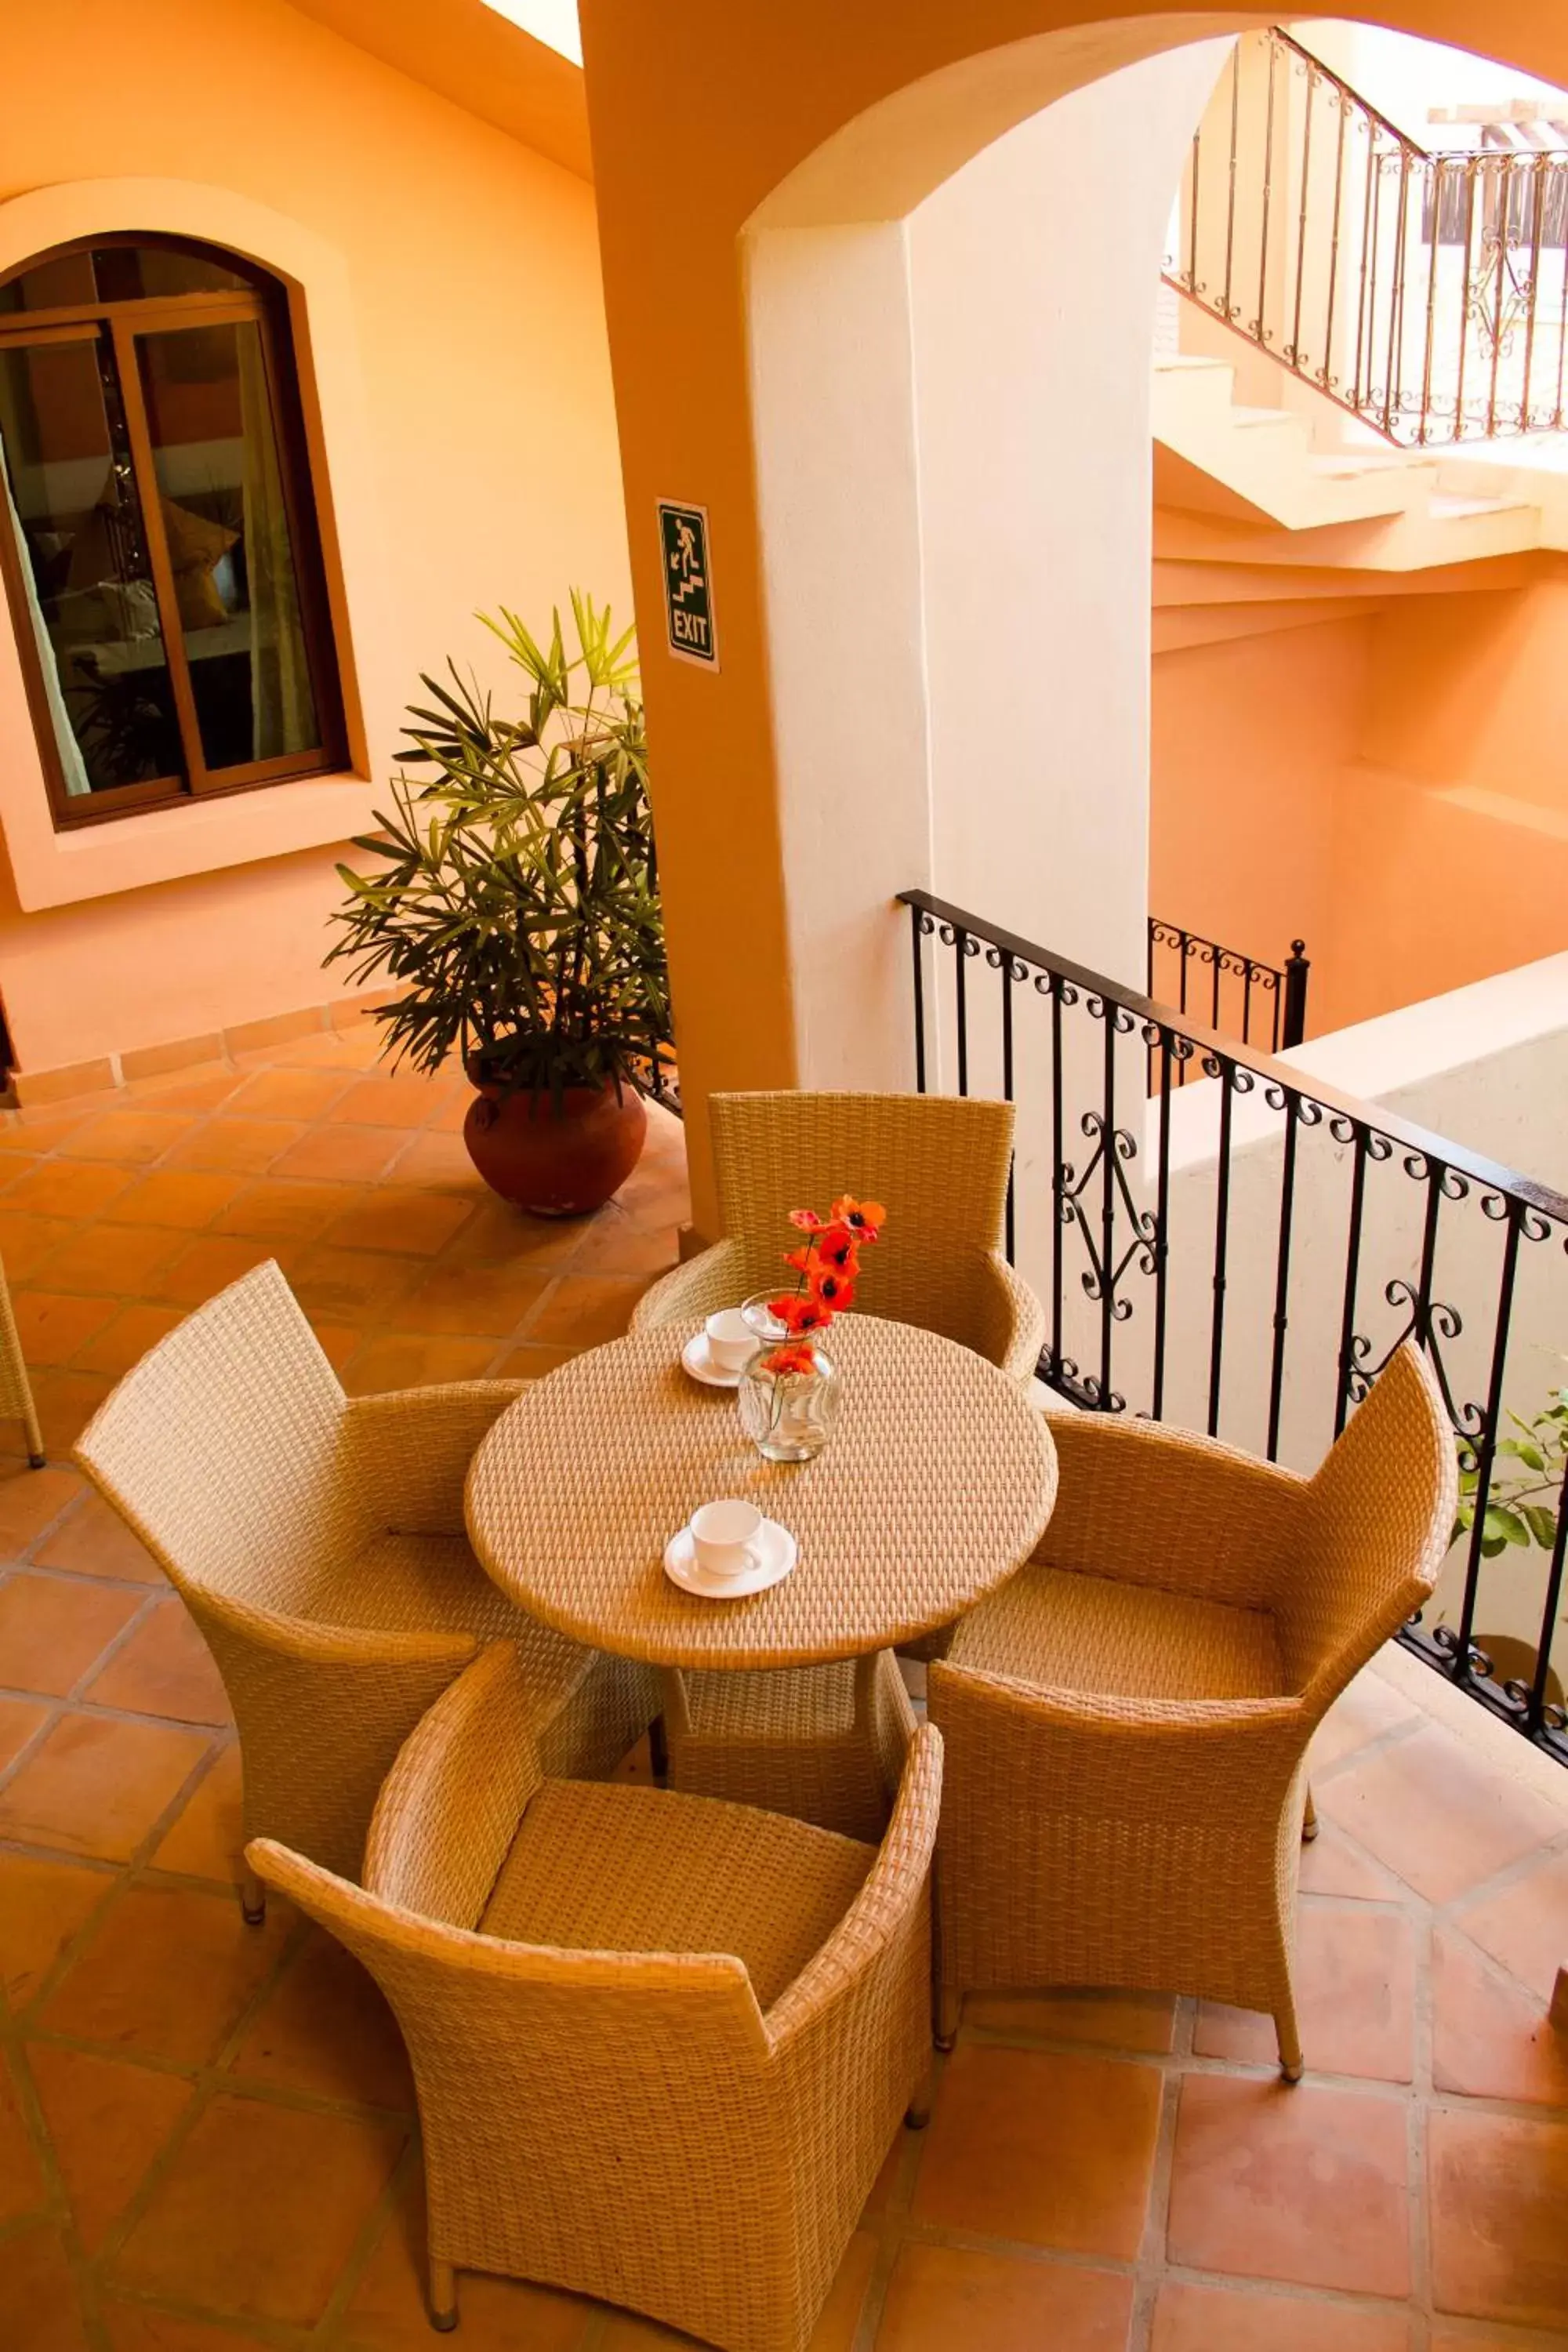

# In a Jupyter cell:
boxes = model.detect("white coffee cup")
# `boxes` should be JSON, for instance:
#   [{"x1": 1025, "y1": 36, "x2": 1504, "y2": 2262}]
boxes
[
  {"x1": 689, "y1": 1497, "x2": 764, "y2": 1579},
  {"x1": 704, "y1": 1308, "x2": 757, "y2": 1374}
]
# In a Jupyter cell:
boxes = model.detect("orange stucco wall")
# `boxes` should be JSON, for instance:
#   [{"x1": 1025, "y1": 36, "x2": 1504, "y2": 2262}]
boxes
[
  {"x1": 0, "y1": 0, "x2": 630, "y2": 1080},
  {"x1": 575, "y1": 0, "x2": 1568, "y2": 1224},
  {"x1": 1151, "y1": 581, "x2": 1568, "y2": 1036}
]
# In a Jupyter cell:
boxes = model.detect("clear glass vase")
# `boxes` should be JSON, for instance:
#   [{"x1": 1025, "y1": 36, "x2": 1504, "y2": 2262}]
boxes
[{"x1": 738, "y1": 1344, "x2": 840, "y2": 1463}]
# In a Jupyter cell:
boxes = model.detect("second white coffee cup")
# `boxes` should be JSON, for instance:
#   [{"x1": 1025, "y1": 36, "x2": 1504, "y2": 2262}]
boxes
[
  {"x1": 689, "y1": 1497, "x2": 764, "y2": 1579},
  {"x1": 704, "y1": 1308, "x2": 757, "y2": 1374}
]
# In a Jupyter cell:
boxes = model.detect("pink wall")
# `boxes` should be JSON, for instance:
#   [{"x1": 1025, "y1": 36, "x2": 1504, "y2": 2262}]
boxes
[
  {"x1": 1150, "y1": 574, "x2": 1568, "y2": 1040},
  {"x1": 0, "y1": 0, "x2": 629, "y2": 1081}
]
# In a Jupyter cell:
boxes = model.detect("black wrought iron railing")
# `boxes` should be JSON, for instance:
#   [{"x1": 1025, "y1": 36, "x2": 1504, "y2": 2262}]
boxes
[
  {"x1": 1167, "y1": 25, "x2": 1568, "y2": 445},
  {"x1": 902, "y1": 885, "x2": 1568, "y2": 1760},
  {"x1": 1147, "y1": 918, "x2": 1308, "y2": 1062}
]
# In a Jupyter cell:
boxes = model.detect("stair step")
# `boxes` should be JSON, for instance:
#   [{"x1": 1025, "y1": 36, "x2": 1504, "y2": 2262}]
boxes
[
  {"x1": 1308, "y1": 452, "x2": 1414, "y2": 478},
  {"x1": 1229, "y1": 406, "x2": 1301, "y2": 432},
  {"x1": 1426, "y1": 492, "x2": 1535, "y2": 519},
  {"x1": 1152, "y1": 355, "x2": 1232, "y2": 372}
]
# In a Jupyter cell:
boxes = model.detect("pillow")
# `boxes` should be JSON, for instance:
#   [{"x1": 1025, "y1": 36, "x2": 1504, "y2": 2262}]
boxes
[{"x1": 159, "y1": 496, "x2": 238, "y2": 632}]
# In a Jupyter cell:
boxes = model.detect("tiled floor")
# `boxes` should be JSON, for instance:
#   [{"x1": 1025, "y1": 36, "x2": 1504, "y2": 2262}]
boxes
[{"x1": 1, "y1": 1029, "x2": 1567, "y2": 2350}]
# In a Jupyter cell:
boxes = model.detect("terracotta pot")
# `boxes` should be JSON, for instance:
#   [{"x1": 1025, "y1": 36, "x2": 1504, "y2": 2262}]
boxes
[{"x1": 462, "y1": 1080, "x2": 647, "y2": 1217}]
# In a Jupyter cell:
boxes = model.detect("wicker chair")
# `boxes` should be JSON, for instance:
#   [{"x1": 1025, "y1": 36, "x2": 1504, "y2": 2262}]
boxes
[
  {"x1": 249, "y1": 1641, "x2": 943, "y2": 2352},
  {"x1": 928, "y1": 1343, "x2": 1454, "y2": 2078},
  {"x1": 0, "y1": 1247, "x2": 45, "y2": 1467},
  {"x1": 633, "y1": 1089, "x2": 1044, "y2": 1820},
  {"x1": 631, "y1": 1089, "x2": 1044, "y2": 1380},
  {"x1": 74, "y1": 1263, "x2": 656, "y2": 1916}
]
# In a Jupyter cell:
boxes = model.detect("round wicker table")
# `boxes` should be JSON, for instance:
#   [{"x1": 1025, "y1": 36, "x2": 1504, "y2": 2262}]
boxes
[{"x1": 465, "y1": 1314, "x2": 1058, "y2": 1671}]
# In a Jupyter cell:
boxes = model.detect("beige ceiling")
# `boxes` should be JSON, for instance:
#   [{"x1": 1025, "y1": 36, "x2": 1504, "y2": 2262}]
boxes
[{"x1": 283, "y1": 0, "x2": 592, "y2": 178}]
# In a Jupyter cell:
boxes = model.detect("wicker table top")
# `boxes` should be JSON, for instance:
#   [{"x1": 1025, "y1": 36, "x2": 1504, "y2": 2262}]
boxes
[{"x1": 465, "y1": 1314, "x2": 1058, "y2": 1670}]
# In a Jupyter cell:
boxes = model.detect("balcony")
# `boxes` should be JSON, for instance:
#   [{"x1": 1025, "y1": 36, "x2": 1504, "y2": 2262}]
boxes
[{"x1": 0, "y1": 1020, "x2": 1565, "y2": 2348}]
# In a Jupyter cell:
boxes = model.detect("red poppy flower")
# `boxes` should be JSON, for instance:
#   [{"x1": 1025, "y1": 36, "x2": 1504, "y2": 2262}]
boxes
[
  {"x1": 768, "y1": 1293, "x2": 830, "y2": 1337},
  {"x1": 788, "y1": 1207, "x2": 826, "y2": 1232},
  {"x1": 762, "y1": 1341, "x2": 818, "y2": 1377},
  {"x1": 808, "y1": 1266, "x2": 856, "y2": 1312},
  {"x1": 831, "y1": 1195, "x2": 887, "y2": 1243},
  {"x1": 815, "y1": 1223, "x2": 860, "y2": 1275},
  {"x1": 782, "y1": 1245, "x2": 815, "y2": 1276}
]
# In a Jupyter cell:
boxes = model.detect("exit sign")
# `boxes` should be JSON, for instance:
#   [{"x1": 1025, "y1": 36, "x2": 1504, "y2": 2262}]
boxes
[{"x1": 657, "y1": 499, "x2": 718, "y2": 669}]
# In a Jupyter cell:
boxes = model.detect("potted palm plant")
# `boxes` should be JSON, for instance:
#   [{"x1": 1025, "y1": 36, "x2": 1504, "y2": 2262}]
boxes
[{"x1": 327, "y1": 593, "x2": 670, "y2": 1216}]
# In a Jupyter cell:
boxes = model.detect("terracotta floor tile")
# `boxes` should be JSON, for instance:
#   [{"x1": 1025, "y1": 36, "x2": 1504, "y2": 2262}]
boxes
[
  {"x1": 328, "y1": 1073, "x2": 452, "y2": 1128},
  {"x1": 1431, "y1": 1925, "x2": 1568, "y2": 2106},
  {"x1": 912, "y1": 2043, "x2": 1161, "y2": 2259},
  {"x1": 36, "y1": 1225, "x2": 187, "y2": 1300},
  {"x1": 0, "y1": 1572, "x2": 147, "y2": 1698},
  {"x1": 965, "y1": 1986, "x2": 1178, "y2": 2053},
  {"x1": 321, "y1": 1191, "x2": 479, "y2": 1258},
  {"x1": 84, "y1": 1598, "x2": 230, "y2": 1726},
  {"x1": 380, "y1": 1131, "x2": 490, "y2": 1192},
  {"x1": 0, "y1": 2049, "x2": 49, "y2": 2223},
  {"x1": 1309, "y1": 1671, "x2": 1422, "y2": 1777},
  {"x1": 0, "y1": 1464, "x2": 82, "y2": 1552},
  {"x1": 62, "y1": 1112, "x2": 187, "y2": 1167},
  {"x1": 162, "y1": 1119, "x2": 308, "y2": 1176},
  {"x1": 396, "y1": 1260, "x2": 553, "y2": 1338},
  {"x1": 309, "y1": 1319, "x2": 361, "y2": 1372},
  {"x1": 209, "y1": 1179, "x2": 356, "y2": 1245},
  {"x1": 493, "y1": 1342, "x2": 584, "y2": 1379},
  {"x1": 154, "y1": 1236, "x2": 285, "y2": 1308},
  {"x1": 1193, "y1": 1904, "x2": 1414, "y2": 2082},
  {"x1": 26, "y1": 2043, "x2": 194, "y2": 2251},
  {"x1": 32, "y1": 1371, "x2": 118, "y2": 1454},
  {"x1": 99, "y1": 2299, "x2": 277, "y2": 2351},
  {"x1": 569, "y1": 1210, "x2": 681, "y2": 1278},
  {"x1": 270, "y1": 1125, "x2": 409, "y2": 1183},
  {"x1": 72, "y1": 1305, "x2": 188, "y2": 1378},
  {"x1": 1167, "y1": 2074, "x2": 1410, "y2": 2297},
  {"x1": 151, "y1": 1742, "x2": 244, "y2": 1886},
  {"x1": 282, "y1": 1243, "x2": 424, "y2": 1326},
  {"x1": 0, "y1": 1210, "x2": 75, "y2": 1280},
  {"x1": 0, "y1": 1690, "x2": 50, "y2": 1771},
  {"x1": 125, "y1": 1069, "x2": 246, "y2": 1116},
  {"x1": 99, "y1": 1171, "x2": 245, "y2": 1229},
  {"x1": 1455, "y1": 1846, "x2": 1568, "y2": 2005},
  {"x1": 342, "y1": 2172, "x2": 591, "y2": 2350},
  {"x1": 877, "y1": 2241, "x2": 1133, "y2": 2350},
  {"x1": 111, "y1": 2092, "x2": 406, "y2": 2328},
  {"x1": 224, "y1": 1067, "x2": 356, "y2": 1120},
  {"x1": 342, "y1": 1334, "x2": 503, "y2": 1394},
  {"x1": 1297, "y1": 1824, "x2": 1410, "y2": 1904},
  {"x1": 36, "y1": 1494, "x2": 164, "y2": 1584},
  {"x1": 0, "y1": 2220, "x2": 93, "y2": 2352},
  {"x1": 4, "y1": 1161, "x2": 136, "y2": 1220},
  {"x1": 441, "y1": 1197, "x2": 584, "y2": 1267},
  {"x1": 1429, "y1": 2107, "x2": 1568, "y2": 2328},
  {"x1": 0, "y1": 1851, "x2": 114, "y2": 2006},
  {"x1": 524, "y1": 1275, "x2": 648, "y2": 1348},
  {"x1": 13, "y1": 1291, "x2": 121, "y2": 1366},
  {"x1": 227, "y1": 1929, "x2": 412, "y2": 2110},
  {"x1": 41, "y1": 1882, "x2": 291, "y2": 2065},
  {"x1": 1318, "y1": 1722, "x2": 1566, "y2": 1904},
  {"x1": 1149, "y1": 2281, "x2": 1411, "y2": 2351},
  {"x1": 0, "y1": 1711, "x2": 210, "y2": 1861},
  {"x1": 0, "y1": 1108, "x2": 93, "y2": 1152}
]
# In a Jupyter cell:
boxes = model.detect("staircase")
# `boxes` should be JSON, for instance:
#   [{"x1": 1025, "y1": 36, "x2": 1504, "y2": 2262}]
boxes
[{"x1": 1167, "y1": 27, "x2": 1568, "y2": 450}]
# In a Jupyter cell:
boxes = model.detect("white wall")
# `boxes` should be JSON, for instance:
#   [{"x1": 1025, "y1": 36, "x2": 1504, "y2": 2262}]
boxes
[{"x1": 744, "y1": 43, "x2": 1231, "y2": 1094}]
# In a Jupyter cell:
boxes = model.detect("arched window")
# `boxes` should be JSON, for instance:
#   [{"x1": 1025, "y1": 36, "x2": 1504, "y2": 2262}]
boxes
[{"x1": 0, "y1": 234, "x2": 345, "y2": 824}]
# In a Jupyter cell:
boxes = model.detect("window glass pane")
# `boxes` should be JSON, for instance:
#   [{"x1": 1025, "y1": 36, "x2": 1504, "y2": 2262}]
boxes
[
  {"x1": 136, "y1": 320, "x2": 320, "y2": 771},
  {"x1": 0, "y1": 252, "x2": 98, "y2": 314},
  {"x1": 0, "y1": 336, "x2": 183, "y2": 793},
  {"x1": 0, "y1": 244, "x2": 251, "y2": 315}
]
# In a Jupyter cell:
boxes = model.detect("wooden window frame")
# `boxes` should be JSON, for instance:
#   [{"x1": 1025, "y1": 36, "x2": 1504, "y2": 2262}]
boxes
[{"x1": 0, "y1": 234, "x2": 347, "y2": 829}]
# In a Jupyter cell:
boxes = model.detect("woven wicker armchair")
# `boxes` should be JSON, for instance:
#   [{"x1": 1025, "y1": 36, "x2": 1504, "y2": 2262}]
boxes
[
  {"x1": 74, "y1": 1263, "x2": 656, "y2": 1915},
  {"x1": 0, "y1": 1247, "x2": 45, "y2": 1467},
  {"x1": 631, "y1": 1089, "x2": 1044, "y2": 1381},
  {"x1": 657, "y1": 1650, "x2": 916, "y2": 1842},
  {"x1": 928, "y1": 1343, "x2": 1454, "y2": 2078},
  {"x1": 249, "y1": 1641, "x2": 942, "y2": 2352}
]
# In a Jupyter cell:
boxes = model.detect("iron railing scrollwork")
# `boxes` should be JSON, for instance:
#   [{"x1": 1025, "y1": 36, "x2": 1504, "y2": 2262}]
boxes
[
  {"x1": 901, "y1": 885, "x2": 1568, "y2": 1762},
  {"x1": 1167, "y1": 26, "x2": 1568, "y2": 446},
  {"x1": 1147, "y1": 918, "x2": 1308, "y2": 1068}
]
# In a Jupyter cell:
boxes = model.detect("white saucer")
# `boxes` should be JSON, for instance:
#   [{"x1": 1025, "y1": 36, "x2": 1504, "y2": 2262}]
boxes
[
  {"x1": 663, "y1": 1518, "x2": 798, "y2": 1598},
  {"x1": 681, "y1": 1332, "x2": 746, "y2": 1389}
]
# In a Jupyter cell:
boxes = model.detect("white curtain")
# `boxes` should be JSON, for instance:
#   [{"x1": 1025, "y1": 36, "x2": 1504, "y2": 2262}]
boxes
[{"x1": 0, "y1": 422, "x2": 92, "y2": 796}]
